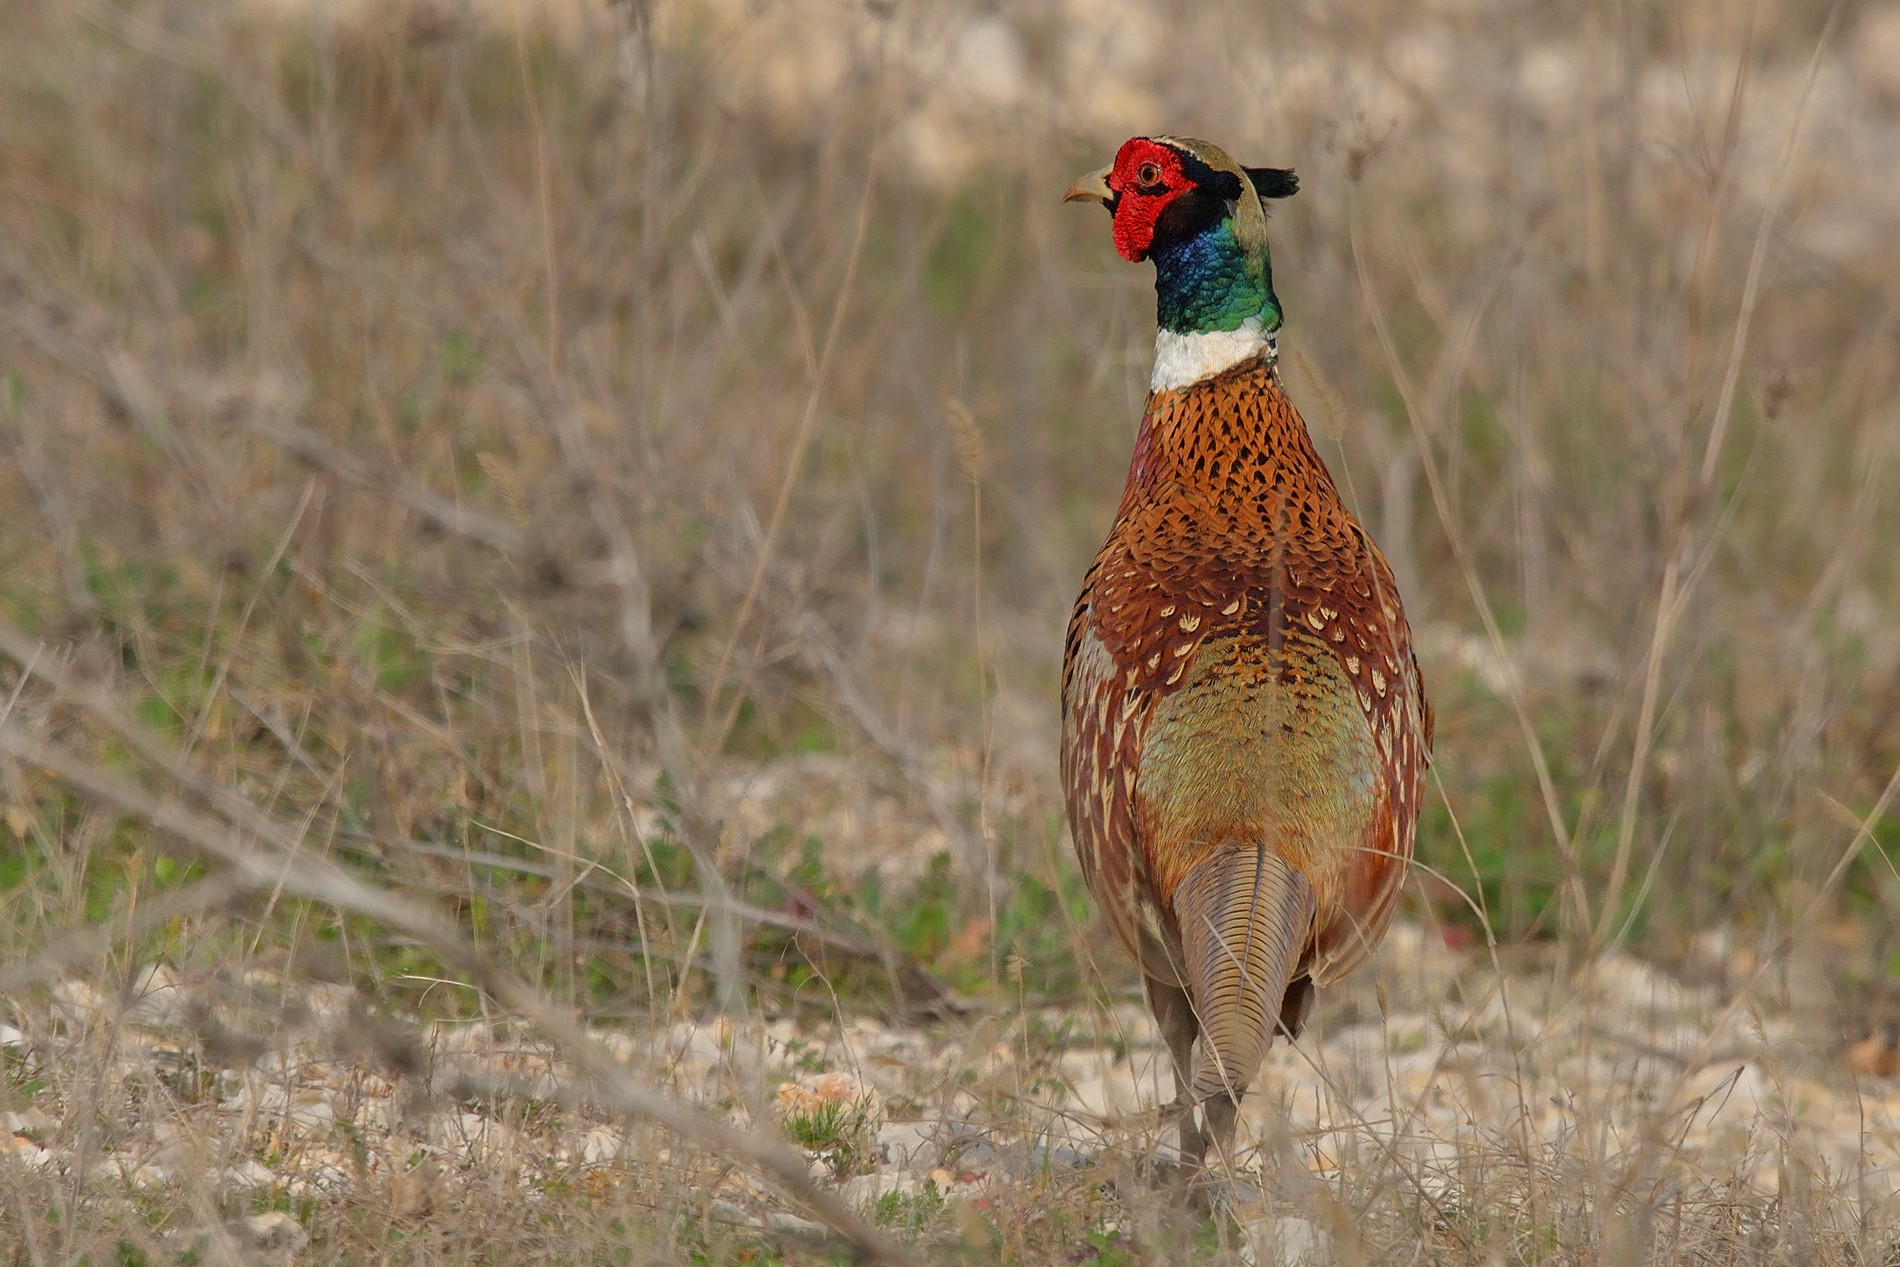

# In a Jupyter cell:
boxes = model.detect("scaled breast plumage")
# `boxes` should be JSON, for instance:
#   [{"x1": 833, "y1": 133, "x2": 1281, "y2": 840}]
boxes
[{"x1": 1060, "y1": 355, "x2": 1431, "y2": 988}]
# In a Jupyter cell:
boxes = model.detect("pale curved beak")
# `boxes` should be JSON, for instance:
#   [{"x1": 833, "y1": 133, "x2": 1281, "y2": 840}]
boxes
[{"x1": 1063, "y1": 165, "x2": 1114, "y2": 205}]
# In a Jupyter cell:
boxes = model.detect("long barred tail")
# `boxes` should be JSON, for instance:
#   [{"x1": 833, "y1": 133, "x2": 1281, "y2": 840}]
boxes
[{"x1": 1175, "y1": 843, "x2": 1316, "y2": 1106}]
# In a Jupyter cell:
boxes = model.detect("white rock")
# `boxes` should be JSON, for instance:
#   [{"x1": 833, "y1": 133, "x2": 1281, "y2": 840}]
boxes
[
  {"x1": 437, "y1": 1110, "x2": 511, "y2": 1158},
  {"x1": 123, "y1": 964, "x2": 186, "y2": 1028},
  {"x1": 663, "y1": 1020, "x2": 732, "y2": 1071},
  {"x1": 287, "y1": 1092, "x2": 336, "y2": 1130},
  {"x1": 428, "y1": 1021, "x2": 497, "y2": 1056},
  {"x1": 255, "y1": 1048, "x2": 307, "y2": 1076},
  {"x1": 591, "y1": 1028, "x2": 639, "y2": 1062},
  {"x1": 1243, "y1": 1215, "x2": 1331, "y2": 1267},
  {"x1": 569, "y1": 1125, "x2": 628, "y2": 1166},
  {"x1": 6, "y1": 1138, "x2": 52, "y2": 1171},
  {"x1": 762, "y1": 1210, "x2": 827, "y2": 1237},
  {"x1": 222, "y1": 1159, "x2": 280, "y2": 1190},
  {"x1": 90, "y1": 1157, "x2": 171, "y2": 1189},
  {"x1": 1585, "y1": 950, "x2": 1713, "y2": 1019},
  {"x1": 281, "y1": 1162, "x2": 350, "y2": 1195},
  {"x1": 842, "y1": 1170, "x2": 919, "y2": 1208},
  {"x1": 709, "y1": 1198, "x2": 754, "y2": 1226},
  {"x1": 52, "y1": 980, "x2": 109, "y2": 1027},
  {"x1": 224, "y1": 1080, "x2": 289, "y2": 1114},
  {"x1": 303, "y1": 982, "x2": 357, "y2": 1028},
  {"x1": 875, "y1": 1121, "x2": 937, "y2": 1171},
  {"x1": 1065, "y1": 1064, "x2": 1148, "y2": 1119},
  {"x1": 1679, "y1": 1061, "x2": 1779, "y2": 1149},
  {"x1": 238, "y1": 1210, "x2": 309, "y2": 1253},
  {"x1": 2, "y1": 1107, "x2": 55, "y2": 1138}
]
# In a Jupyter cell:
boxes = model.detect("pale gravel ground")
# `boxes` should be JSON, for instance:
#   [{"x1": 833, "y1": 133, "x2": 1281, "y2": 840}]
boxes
[{"x1": 7, "y1": 920, "x2": 1895, "y2": 1258}]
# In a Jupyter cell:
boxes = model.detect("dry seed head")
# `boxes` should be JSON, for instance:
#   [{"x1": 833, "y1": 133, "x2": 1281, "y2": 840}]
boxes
[
  {"x1": 1289, "y1": 343, "x2": 1348, "y2": 444},
  {"x1": 945, "y1": 398, "x2": 985, "y2": 483},
  {"x1": 477, "y1": 452, "x2": 527, "y2": 525}
]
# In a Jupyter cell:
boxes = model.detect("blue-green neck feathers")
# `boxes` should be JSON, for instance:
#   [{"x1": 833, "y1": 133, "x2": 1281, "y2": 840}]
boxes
[{"x1": 1152, "y1": 217, "x2": 1281, "y2": 336}]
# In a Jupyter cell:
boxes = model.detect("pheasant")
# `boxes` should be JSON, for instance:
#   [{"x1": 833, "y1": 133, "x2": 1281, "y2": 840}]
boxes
[{"x1": 1061, "y1": 137, "x2": 1431, "y2": 1167}]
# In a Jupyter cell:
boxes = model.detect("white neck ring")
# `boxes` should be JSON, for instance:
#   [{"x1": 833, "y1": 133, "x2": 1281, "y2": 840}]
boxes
[{"x1": 1150, "y1": 318, "x2": 1277, "y2": 392}]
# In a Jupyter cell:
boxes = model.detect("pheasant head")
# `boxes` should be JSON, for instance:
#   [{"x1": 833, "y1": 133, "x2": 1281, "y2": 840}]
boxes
[{"x1": 1066, "y1": 137, "x2": 1298, "y2": 389}]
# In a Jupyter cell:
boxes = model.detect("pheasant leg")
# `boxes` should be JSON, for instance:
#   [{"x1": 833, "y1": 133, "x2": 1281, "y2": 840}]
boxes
[{"x1": 1146, "y1": 977, "x2": 1205, "y2": 1165}]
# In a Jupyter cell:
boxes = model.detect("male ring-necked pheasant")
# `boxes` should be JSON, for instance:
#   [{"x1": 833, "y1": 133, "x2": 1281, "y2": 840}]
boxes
[{"x1": 1061, "y1": 137, "x2": 1432, "y2": 1167}]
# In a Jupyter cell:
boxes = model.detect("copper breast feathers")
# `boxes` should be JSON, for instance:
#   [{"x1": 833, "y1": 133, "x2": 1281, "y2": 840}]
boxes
[{"x1": 1060, "y1": 359, "x2": 1431, "y2": 987}]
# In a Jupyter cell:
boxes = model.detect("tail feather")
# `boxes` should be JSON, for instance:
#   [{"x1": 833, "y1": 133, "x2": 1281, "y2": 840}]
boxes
[{"x1": 1175, "y1": 844, "x2": 1316, "y2": 1105}]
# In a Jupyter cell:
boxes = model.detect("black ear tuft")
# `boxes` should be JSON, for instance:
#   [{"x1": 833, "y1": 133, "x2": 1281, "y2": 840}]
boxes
[
  {"x1": 1245, "y1": 167, "x2": 1299, "y2": 199},
  {"x1": 1201, "y1": 169, "x2": 1244, "y2": 202}
]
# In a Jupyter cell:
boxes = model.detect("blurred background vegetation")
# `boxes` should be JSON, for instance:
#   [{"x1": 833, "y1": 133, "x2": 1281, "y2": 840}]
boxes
[
  {"x1": 13, "y1": 0, "x2": 1900, "y2": 1260},
  {"x1": 3, "y1": 0, "x2": 1899, "y2": 1093}
]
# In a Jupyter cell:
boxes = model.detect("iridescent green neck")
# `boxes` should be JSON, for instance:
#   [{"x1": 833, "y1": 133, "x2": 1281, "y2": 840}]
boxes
[{"x1": 1151, "y1": 218, "x2": 1281, "y2": 336}]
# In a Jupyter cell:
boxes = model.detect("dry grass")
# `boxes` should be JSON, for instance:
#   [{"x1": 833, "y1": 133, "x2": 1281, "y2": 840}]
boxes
[{"x1": 3, "y1": 0, "x2": 1900, "y2": 1261}]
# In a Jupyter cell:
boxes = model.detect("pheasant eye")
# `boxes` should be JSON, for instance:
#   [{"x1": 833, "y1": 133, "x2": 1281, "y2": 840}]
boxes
[{"x1": 1136, "y1": 162, "x2": 1164, "y2": 190}]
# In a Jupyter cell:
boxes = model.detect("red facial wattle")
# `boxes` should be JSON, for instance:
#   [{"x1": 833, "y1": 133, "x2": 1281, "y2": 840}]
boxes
[{"x1": 1107, "y1": 138, "x2": 1191, "y2": 263}]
